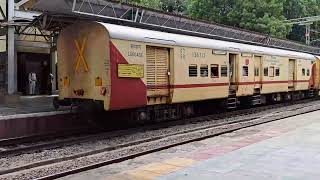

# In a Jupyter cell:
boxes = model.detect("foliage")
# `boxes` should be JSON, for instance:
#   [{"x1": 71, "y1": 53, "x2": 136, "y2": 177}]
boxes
[
  {"x1": 187, "y1": 0, "x2": 291, "y2": 38},
  {"x1": 187, "y1": 0, "x2": 235, "y2": 24},
  {"x1": 126, "y1": 0, "x2": 161, "y2": 9},
  {"x1": 126, "y1": 0, "x2": 186, "y2": 13},
  {"x1": 160, "y1": 0, "x2": 187, "y2": 13},
  {"x1": 126, "y1": 0, "x2": 320, "y2": 41},
  {"x1": 228, "y1": 0, "x2": 291, "y2": 38},
  {"x1": 283, "y1": 0, "x2": 320, "y2": 43}
]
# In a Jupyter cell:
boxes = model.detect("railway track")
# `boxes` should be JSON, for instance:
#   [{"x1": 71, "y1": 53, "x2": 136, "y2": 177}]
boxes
[
  {"x1": 0, "y1": 129, "x2": 95, "y2": 158},
  {"x1": 1, "y1": 99, "x2": 320, "y2": 179},
  {"x1": 0, "y1": 127, "x2": 95, "y2": 147},
  {"x1": 0, "y1": 98, "x2": 314, "y2": 157}
]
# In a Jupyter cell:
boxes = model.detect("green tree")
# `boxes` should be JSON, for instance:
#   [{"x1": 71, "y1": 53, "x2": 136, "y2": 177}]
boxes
[
  {"x1": 187, "y1": 0, "x2": 235, "y2": 24},
  {"x1": 127, "y1": 0, "x2": 186, "y2": 13},
  {"x1": 160, "y1": 0, "x2": 186, "y2": 13},
  {"x1": 228, "y1": 0, "x2": 291, "y2": 38},
  {"x1": 283, "y1": 0, "x2": 306, "y2": 19},
  {"x1": 128, "y1": 0, "x2": 320, "y2": 41},
  {"x1": 284, "y1": 0, "x2": 320, "y2": 43},
  {"x1": 187, "y1": 0, "x2": 291, "y2": 38},
  {"x1": 126, "y1": 0, "x2": 162, "y2": 9}
]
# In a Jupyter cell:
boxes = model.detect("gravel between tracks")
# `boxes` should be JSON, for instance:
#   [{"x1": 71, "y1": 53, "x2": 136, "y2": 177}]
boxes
[{"x1": 1, "y1": 100, "x2": 320, "y2": 180}]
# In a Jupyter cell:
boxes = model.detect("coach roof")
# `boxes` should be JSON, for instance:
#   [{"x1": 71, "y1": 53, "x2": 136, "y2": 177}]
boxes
[{"x1": 99, "y1": 22, "x2": 316, "y2": 60}]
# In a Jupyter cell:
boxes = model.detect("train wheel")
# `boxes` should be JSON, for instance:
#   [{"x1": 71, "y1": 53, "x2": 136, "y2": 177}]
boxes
[
  {"x1": 284, "y1": 93, "x2": 292, "y2": 101},
  {"x1": 136, "y1": 110, "x2": 150, "y2": 124},
  {"x1": 183, "y1": 104, "x2": 194, "y2": 118}
]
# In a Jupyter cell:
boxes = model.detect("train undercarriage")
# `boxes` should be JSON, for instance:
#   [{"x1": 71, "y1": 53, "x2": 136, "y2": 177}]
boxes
[{"x1": 54, "y1": 89, "x2": 319, "y2": 125}]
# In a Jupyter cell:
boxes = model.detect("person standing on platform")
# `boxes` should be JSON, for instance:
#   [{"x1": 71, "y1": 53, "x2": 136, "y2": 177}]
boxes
[
  {"x1": 47, "y1": 73, "x2": 54, "y2": 95},
  {"x1": 28, "y1": 72, "x2": 37, "y2": 95}
]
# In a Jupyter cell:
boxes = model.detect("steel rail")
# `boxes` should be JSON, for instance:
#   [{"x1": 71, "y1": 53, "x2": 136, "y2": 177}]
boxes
[
  {"x1": 0, "y1": 97, "x2": 315, "y2": 157},
  {"x1": 34, "y1": 103, "x2": 320, "y2": 180},
  {"x1": 1, "y1": 98, "x2": 319, "y2": 179},
  {"x1": 0, "y1": 127, "x2": 93, "y2": 147}
]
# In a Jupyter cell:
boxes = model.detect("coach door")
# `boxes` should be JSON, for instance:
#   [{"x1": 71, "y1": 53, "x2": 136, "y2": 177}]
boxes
[
  {"x1": 146, "y1": 46, "x2": 170, "y2": 103},
  {"x1": 313, "y1": 59, "x2": 320, "y2": 89},
  {"x1": 289, "y1": 59, "x2": 295, "y2": 88},
  {"x1": 254, "y1": 56, "x2": 262, "y2": 89},
  {"x1": 229, "y1": 53, "x2": 238, "y2": 90}
]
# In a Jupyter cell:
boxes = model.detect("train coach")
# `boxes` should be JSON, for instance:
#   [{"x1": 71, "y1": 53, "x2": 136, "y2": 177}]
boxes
[{"x1": 56, "y1": 21, "x2": 320, "y2": 122}]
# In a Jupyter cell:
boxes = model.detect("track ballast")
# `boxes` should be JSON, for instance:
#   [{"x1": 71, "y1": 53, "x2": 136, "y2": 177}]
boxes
[{"x1": 1, "y1": 98, "x2": 320, "y2": 180}]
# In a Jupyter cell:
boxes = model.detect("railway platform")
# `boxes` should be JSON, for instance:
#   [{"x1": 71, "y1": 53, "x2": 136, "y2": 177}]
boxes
[
  {"x1": 0, "y1": 95, "x2": 68, "y2": 116},
  {"x1": 0, "y1": 95, "x2": 73, "y2": 139},
  {"x1": 60, "y1": 110, "x2": 320, "y2": 180}
]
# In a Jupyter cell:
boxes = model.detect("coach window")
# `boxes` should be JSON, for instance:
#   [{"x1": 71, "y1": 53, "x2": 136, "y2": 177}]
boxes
[
  {"x1": 189, "y1": 64, "x2": 198, "y2": 77},
  {"x1": 200, "y1": 65, "x2": 208, "y2": 77},
  {"x1": 269, "y1": 66, "x2": 275, "y2": 77},
  {"x1": 242, "y1": 66, "x2": 248, "y2": 76},
  {"x1": 264, "y1": 67, "x2": 268, "y2": 76},
  {"x1": 275, "y1": 67, "x2": 280, "y2": 76},
  {"x1": 307, "y1": 69, "x2": 310, "y2": 76},
  {"x1": 221, "y1": 65, "x2": 228, "y2": 77},
  {"x1": 302, "y1": 68, "x2": 306, "y2": 76},
  {"x1": 211, "y1": 64, "x2": 219, "y2": 78}
]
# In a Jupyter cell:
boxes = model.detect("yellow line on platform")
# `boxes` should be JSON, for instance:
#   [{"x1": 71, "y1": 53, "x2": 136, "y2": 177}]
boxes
[{"x1": 106, "y1": 158, "x2": 196, "y2": 180}]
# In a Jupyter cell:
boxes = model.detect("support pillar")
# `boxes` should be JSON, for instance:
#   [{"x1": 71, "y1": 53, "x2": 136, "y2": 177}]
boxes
[
  {"x1": 306, "y1": 24, "x2": 311, "y2": 45},
  {"x1": 7, "y1": 0, "x2": 17, "y2": 95},
  {"x1": 7, "y1": 27, "x2": 16, "y2": 95},
  {"x1": 51, "y1": 49, "x2": 57, "y2": 92}
]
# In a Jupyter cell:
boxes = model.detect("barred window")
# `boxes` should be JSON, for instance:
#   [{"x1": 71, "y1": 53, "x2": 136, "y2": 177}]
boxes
[
  {"x1": 242, "y1": 66, "x2": 248, "y2": 76},
  {"x1": 211, "y1": 64, "x2": 219, "y2": 78},
  {"x1": 200, "y1": 65, "x2": 208, "y2": 77},
  {"x1": 189, "y1": 64, "x2": 198, "y2": 77},
  {"x1": 302, "y1": 68, "x2": 306, "y2": 76},
  {"x1": 221, "y1": 65, "x2": 228, "y2": 77},
  {"x1": 275, "y1": 67, "x2": 280, "y2": 76},
  {"x1": 264, "y1": 67, "x2": 268, "y2": 76},
  {"x1": 269, "y1": 66, "x2": 275, "y2": 77},
  {"x1": 307, "y1": 69, "x2": 310, "y2": 76}
]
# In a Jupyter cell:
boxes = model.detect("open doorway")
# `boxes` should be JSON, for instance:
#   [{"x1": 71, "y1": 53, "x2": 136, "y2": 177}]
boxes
[
  {"x1": 17, "y1": 52, "x2": 51, "y2": 95},
  {"x1": 229, "y1": 53, "x2": 238, "y2": 88},
  {"x1": 288, "y1": 59, "x2": 295, "y2": 88}
]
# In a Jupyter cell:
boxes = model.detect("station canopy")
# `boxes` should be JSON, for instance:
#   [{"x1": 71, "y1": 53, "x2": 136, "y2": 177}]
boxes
[{"x1": 25, "y1": 0, "x2": 320, "y2": 55}]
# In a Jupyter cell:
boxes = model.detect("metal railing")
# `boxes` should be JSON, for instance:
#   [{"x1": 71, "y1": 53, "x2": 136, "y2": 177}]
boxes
[
  {"x1": 27, "y1": 0, "x2": 320, "y2": 54},
  {"x1": 68, "y1": 0, "x2": 320, "y2": 54}
]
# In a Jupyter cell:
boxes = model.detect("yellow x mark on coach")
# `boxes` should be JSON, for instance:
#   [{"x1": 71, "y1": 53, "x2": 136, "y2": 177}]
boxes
[{"x1": 74, "y1": 37, "x2": 89, "y2": 72}]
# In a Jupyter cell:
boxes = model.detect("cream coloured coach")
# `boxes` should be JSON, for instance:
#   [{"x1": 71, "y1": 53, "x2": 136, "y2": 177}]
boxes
[{"x1": 57, "y1": 21, "x2": 320, "y2": 118}]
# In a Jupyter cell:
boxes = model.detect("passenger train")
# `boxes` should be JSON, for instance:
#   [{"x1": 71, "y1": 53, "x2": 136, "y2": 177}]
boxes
[{"x1": 55, "y1": 21, "x2": 320, "y2": 122}]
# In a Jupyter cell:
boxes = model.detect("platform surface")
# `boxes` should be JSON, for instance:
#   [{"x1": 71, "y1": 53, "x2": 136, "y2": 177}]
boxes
[
  {"x1": 60, "y1": 110, "x2": 320, "y2": 180},
  {"x1": 0, "y1": 95, "x2": 69, "y2": 117}
]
